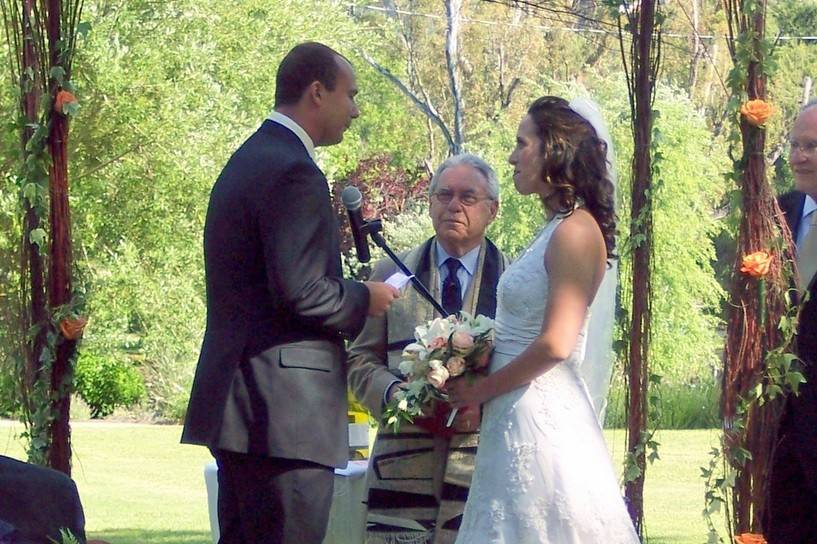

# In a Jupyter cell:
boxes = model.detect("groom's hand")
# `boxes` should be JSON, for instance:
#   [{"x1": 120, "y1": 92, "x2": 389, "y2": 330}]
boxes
[{"x1": 364, "y1": 281, "x2": 399, "y2": 317}]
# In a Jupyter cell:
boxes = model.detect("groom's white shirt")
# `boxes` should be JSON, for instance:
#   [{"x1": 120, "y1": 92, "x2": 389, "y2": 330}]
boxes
[{"x1": 267, "y1": 110, "x2": 316, "y2": 161}]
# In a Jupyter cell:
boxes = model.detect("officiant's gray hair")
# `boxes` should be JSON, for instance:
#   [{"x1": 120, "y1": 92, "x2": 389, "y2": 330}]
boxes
[{"x1": 429, "y1": 153, "x2": 500, "y2": 201}]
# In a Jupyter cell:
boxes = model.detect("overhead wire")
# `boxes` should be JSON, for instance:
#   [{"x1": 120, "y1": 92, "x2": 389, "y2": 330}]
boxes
[{"x1": 346, "y1": 1, "x2": 817, "y2": 41}]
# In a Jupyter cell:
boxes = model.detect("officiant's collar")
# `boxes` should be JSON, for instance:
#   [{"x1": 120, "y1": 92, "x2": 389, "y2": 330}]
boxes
[
  {"x1": 435, "y1": 241, "x2": 480, "y2": 276},
  {"x1": 267, "y1": 111, "x2": 316, "y2": 161}
]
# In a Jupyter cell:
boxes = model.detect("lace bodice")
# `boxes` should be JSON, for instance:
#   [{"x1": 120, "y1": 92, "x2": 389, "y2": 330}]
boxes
[{"x1": 493, "y1": 214, "x2": 588, "y2": 368}]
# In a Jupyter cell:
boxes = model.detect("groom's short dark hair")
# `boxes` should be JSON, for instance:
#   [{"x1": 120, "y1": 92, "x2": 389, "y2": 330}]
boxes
[{"x1": 274, "y1": 42, "x2": 348, "y2": 107}]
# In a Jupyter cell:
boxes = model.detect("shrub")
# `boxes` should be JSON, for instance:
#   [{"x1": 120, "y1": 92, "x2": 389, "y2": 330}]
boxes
[{"x1": 74, "y1": 351, "x2": 146, "y2": 418}]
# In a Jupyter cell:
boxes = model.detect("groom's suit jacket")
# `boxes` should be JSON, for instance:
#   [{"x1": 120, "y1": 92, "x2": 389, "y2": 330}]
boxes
[
  {"x1": 181, "y1": 120, "x2": 369, "y2": 469},
  {"x1": 778, "y1": 190, "x2": 817, "y2": 491},
  {"x1": 348, "y1": 237, "x2": 507, "y2": 544}
]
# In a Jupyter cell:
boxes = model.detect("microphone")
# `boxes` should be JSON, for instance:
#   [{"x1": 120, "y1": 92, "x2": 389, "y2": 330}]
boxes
[{"x1": 341, "y1": 186, "x2": 371, "y2": 263}]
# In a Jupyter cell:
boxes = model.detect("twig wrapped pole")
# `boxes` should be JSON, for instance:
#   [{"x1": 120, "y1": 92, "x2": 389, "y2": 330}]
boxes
[{"x1": 720, "y1": 0, "x2": 797, "y2": 534}]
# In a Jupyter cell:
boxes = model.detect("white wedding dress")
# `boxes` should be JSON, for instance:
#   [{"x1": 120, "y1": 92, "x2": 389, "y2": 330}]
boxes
[{"x1": 455, "y1": 215, "x2": 640, "y2": 544}]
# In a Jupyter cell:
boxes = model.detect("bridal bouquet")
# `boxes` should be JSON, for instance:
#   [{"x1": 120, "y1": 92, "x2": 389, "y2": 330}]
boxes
[{"x1": 382, "y1": 311, "x2": 494, "y2": 431}]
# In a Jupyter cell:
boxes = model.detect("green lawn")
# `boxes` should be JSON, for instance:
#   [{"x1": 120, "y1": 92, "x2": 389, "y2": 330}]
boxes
[{"x1": 0, "y1": 420, "x2": 725, "y2": 543}]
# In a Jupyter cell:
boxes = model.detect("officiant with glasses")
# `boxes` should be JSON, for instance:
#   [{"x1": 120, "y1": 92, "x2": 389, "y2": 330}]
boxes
[
  {"x1": 768, "y1": 99, "x2": 817, "y2": 543},
  {"x1": 347, "y1": 153, "x2": 508, "y2": 544}
]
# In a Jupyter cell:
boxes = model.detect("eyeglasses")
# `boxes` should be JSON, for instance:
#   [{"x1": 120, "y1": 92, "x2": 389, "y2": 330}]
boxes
[
  {"x1": 432, "y1": 190, "x2": 494, "y2": 207},
  {"x1": 790, "y1": 140, "x2": 817, "y2": 157}
]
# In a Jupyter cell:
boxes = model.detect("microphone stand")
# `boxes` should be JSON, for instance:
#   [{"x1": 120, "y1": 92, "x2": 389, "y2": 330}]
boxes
[
  {"x1": 361, "y1": 219, "x2": 461, "y2": 428},
  {"x1": 360, "y1": 218, "x2": 448, "y2": 318}
]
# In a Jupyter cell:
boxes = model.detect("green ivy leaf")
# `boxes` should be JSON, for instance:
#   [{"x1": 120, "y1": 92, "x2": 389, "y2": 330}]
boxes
[
  {"x1": 786, "y1": 371, "x2": 806, "y2": 393},
  {"x1": 23, "y1": 183, "x2": 39, "y2": 205},
  {"x1": 766, "y1": 383, "x2": 782, "y2": 400},
  {"x1": 705, "y1": 497, "x2": 723, "y2": 515},
  {"x1": 63, "y1": 101, "x2": 80, "y2": 117},
  {"x1": 623, "y1": 461, "x2": 642, "y2": 483},
  {"x1": 77, "y1": 21, "x2": 92, "y2": 39},
  {"x1": 29, "y1": 227, "x2": 46, "y2": 248},
  {"x1": 50, "y1": 66, "x2": 66, "y2": 84}
]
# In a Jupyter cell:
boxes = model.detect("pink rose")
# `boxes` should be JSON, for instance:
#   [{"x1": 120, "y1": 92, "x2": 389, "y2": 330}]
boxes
[
  {"x1": 451, "y1": 331, "x2": 474, "y2": 351},
  {"x1": 428, "y1": 336, "x2": 447, "y2": 350},
  {"x1": 445, "y1": 356, "x2": 466, "y2": 377},
  {"x1": 427, "y1": 361, "x2": 450, "y2": 389}
]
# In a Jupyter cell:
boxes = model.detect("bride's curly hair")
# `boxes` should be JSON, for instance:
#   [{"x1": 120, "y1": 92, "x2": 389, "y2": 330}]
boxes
[{"x1": 526, "y1": 96, "x2": 617, "y2": 260}]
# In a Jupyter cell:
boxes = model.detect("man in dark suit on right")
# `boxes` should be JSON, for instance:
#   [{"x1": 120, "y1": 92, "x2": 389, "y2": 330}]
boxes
[
  {"x1": 181, "y1": 42, "x2": 398, "y2": 543},
  {"x1": 769, "y1": 99, "x2": 817, "y2": 542}
]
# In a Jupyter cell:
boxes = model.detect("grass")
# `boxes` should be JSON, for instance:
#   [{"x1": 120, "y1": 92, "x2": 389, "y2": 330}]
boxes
[
  {"x1": 0, "y1": 420, "x2": 212, "y2": 544},
  {"x1": 605, "y1": 380, "x2": 722, "y2": 430},
  {"x1": 0, "y1": 420, "x2": 726, "y2": 544}
]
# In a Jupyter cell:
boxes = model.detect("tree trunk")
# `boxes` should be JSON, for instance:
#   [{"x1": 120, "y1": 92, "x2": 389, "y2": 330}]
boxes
[
  {"x1": 701, "y1": 42, "x2": 719, "y2": 107},
  {"x1": 688, "y1": 0, "x2": 702, "y2": 98},
  {"x1": 625, "y1": 0, "x2": 657, "y2": 534},
  {"x1": 45, "y1": 0, "x2": 74, "y2": 476},
  {"x1": 444, "y1": 0, "x2": 464, "y2": 154}
]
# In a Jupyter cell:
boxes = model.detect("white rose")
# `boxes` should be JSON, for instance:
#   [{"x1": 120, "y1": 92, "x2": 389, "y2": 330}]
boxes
[{"x1": 427, "y1": 318, "x2": 453, "y2": 343}]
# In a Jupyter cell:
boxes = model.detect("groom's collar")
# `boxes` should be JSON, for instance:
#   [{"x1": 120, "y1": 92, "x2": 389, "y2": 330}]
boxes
[{"x1": 266, "y1": 111, "x2": 316, "y2": 161}]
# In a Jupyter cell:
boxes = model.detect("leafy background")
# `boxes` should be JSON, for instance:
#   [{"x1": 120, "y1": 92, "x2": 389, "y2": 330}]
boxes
[{"x1": 0, "y1": 0, "x2": 815, "y2": 427}]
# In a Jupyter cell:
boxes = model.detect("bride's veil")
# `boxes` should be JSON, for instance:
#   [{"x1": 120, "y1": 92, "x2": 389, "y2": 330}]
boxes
[{"x1": 569, "y1": 97, "x2": 618, "y2": 425}]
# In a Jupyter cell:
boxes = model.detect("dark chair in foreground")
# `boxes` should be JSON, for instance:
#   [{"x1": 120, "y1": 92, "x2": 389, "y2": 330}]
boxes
[{"x1": 0, "y1": 455, "x2": 86, "y2": 544}]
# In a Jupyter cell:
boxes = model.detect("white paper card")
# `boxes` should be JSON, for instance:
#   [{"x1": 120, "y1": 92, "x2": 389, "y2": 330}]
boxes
[{"x1": 385, "y1": 271, "x2": 413, "y2": 290}]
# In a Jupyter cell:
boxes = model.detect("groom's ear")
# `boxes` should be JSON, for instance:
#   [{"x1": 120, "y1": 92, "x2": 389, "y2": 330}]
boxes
[{"x1": 305, "y1": 80, "x2": 323, "y2": 106}]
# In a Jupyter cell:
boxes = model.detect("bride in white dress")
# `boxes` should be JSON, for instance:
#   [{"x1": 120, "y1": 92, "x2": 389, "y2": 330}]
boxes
[{"x1": 446, "y1": 96, "x2": 640, "y2": 543}]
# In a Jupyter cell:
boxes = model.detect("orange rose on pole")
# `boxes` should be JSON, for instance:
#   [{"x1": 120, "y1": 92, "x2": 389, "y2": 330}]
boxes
[
  {"x1": 734, "y1": 533, "x2": 767, "y2": 544},
  {"x1": 740, "y1": 251, "x2": 772, "y2": 278},
  {"x1": 53, "y1": 89, "x2": 78, "y2": 115},
  {"x1": 739, "y1": 99, "x2": 774, "y2": 127},
  {"x1": 741, "y1": 250, "x2": 772, "y2": 329},
  {"x1": 59, "y1": 316, "x2": 87, "y2": 340}
]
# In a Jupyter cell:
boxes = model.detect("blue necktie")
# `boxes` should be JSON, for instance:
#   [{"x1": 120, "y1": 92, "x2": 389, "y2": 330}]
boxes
[
  {"x1": 798, "y1": 210, "x2": 817, "y2": 292},
  {"x1": 442, "y1": 258, "x2": 462, "y2": 316}
]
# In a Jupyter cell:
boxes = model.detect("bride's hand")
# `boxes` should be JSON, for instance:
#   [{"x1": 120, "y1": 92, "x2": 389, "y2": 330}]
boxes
[{"x1": 446, "y1": 375, "x2": 491, "y2": 408}]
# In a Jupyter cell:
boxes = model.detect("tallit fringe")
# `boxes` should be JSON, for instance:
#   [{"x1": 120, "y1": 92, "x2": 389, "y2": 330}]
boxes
[{"x1": 369, "y1": 531, "x2": 433, "y2": 544}]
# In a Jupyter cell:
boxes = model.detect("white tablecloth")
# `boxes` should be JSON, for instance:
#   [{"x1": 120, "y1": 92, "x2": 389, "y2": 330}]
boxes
[{"x1": 204, "y1": 458, "x2": 368, "y2": 544}]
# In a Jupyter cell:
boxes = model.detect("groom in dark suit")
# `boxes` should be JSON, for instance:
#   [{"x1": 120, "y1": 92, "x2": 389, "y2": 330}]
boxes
[
  {"x1": 768, "y1": 100, "x2": 817, "y2": 542},
  {"x1": 181, "y1": 42, "x2": 398, "y2": 544}
]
